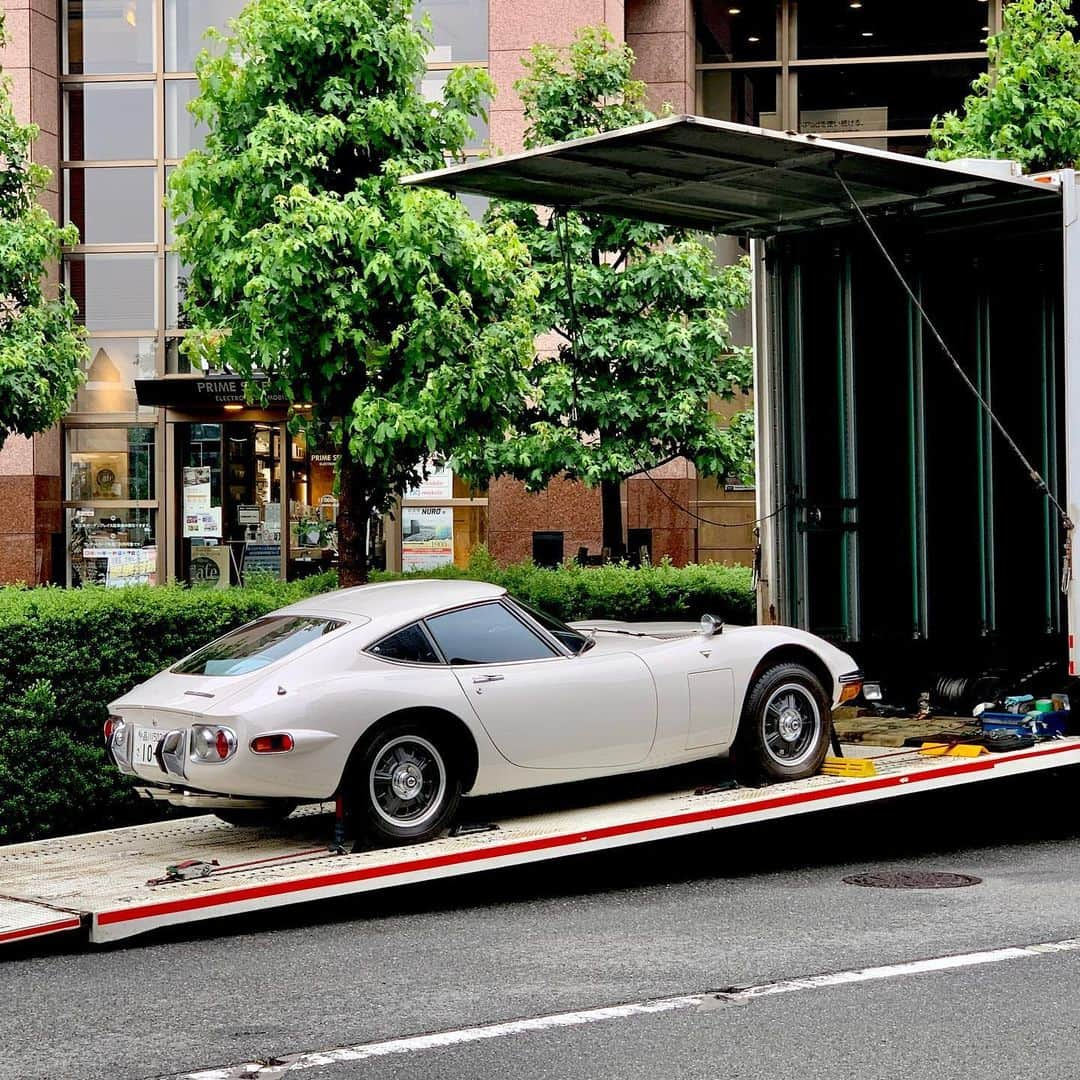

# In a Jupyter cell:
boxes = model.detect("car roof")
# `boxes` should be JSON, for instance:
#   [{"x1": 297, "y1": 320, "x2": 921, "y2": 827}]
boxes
[{"x1": 276, "y1": 578, "x2": 508, "y2": 626}]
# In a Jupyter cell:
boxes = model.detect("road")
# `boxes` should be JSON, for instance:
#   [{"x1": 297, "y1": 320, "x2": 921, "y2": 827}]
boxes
[{"x1": 5, "y1": 768, "x2": 1080, "y2": 1080}]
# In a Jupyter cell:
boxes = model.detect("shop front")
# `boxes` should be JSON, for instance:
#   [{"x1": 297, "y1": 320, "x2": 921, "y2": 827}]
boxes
[{"x1": 78, "y1": 374, "x2": 489, "y2": 587}]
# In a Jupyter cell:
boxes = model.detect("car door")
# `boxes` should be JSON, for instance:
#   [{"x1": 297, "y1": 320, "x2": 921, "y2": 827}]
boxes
[{"x1": 425, "y1": 602, "x2": 657, "y2": 770}]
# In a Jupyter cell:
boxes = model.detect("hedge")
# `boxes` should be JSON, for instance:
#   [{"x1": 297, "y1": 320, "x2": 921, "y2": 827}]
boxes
[{"x1": 1, "y1": 552, "x2": 753, "y2": 843}]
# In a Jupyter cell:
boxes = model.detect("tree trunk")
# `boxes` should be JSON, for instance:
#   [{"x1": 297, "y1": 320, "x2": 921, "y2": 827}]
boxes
[
  {"x1": 336, "y1": 450, "x2": 371, "y2": 587},
  {"x1": 600, "y1": 477, "x2": 625, "y2": 560}
]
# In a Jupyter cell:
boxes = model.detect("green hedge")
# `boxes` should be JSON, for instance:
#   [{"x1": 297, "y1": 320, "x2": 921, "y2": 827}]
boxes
[{"x1": 1, "y1": 553, "x2": 753, "y2": 843}]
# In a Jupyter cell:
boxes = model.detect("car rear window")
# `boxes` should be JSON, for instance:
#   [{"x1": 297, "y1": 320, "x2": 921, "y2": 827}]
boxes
[{"x1": 173, "y1": 616, "x2": 345, "y2": 676}]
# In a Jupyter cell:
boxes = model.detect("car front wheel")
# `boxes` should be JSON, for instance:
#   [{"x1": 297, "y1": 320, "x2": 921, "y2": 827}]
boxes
[
  {"x1": 349, "y1": 721, "x2": 461, "y2": 849},
  {"x1": 735, "y1": 662, "x2": 831, "y2": 783}
]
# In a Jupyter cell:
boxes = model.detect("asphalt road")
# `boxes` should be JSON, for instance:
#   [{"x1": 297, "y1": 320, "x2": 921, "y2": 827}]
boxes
[{"x1": 6, "y1": 769, "x2": 1080, "y2": 1080}]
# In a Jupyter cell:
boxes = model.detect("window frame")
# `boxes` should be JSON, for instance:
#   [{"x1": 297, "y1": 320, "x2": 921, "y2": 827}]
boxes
[{"x1": 366, "y1": 620, "x2": 446, "y2": 668}]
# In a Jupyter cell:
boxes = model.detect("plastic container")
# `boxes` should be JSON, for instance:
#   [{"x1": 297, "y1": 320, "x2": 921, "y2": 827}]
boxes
[
  {"x1": 1035, "y1": 699, "x2": 1053, "y2": 713},
  {"x1": 980, "y1": 711, "x2": 1069, "y2": 738}
]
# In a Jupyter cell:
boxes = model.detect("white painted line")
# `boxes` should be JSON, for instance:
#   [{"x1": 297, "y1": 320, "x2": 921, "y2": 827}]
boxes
[{"x1": 177, "y1": 936, "x2": 1080, "y2": 1079}]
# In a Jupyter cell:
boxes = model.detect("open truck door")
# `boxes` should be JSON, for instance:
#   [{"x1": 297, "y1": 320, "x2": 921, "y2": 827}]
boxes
[{"x1": 405, "y1": 117, "x2": 1075, "y2": 691}]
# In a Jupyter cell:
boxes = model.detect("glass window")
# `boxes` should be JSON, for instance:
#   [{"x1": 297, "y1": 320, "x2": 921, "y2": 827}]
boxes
[
  {"x1": 699, "y1": 69, "x2": 779, "y2": 128},
  {"x1": 797, "y1": 1, "x2": 991, "y2": 60},
  {"x1": 415, "y1": 0, "x2": 488, "y2": 62},
  {"x1": 796, "y1": 60, "x2": 987, "y2": 134},
  {"x1": 65, "y1": 167, "x2": 156, "y2": 245},
  {"x1": 508, "y1": 598, "x2": 590, "y2": 655},
  {"x1": 289, "y1": 429, "x2": 339, "y2": 576},
  {"x1": 697, "y1": 0, "x2": 778, "y2": 63},
  {"x1": 165, "y1": 79, "x2": 206, "y2": 157},
  {"x1": 426, "y1": 603, "x2": 558, "y2": 664},
  {"x1": 68, "y1": 425, "x2": 156, "y2": 500},
  {"x1": 421, "y1": 69, "x2": 488, "y2": 149},
  {"x1": 64, "y1": 83, "x2": 154, "y2": 160},
  {"x1": 369, "y1": 623, "x2": 441, "y2": 664},
  {"x1": 173, "y1": 616, "x2": 344, "y2": 676},
  {"x1": 66, "y1": 253, "x2": 156, "y2": 330},
  {"x1": 66, "y1": 0, "x2": 155, "y2": 74},
  {"x1": 166, "y1": 253, "x2": 192, "y2": 329},
  {"x1": 165, "y1": 0, "x2": 247, "y2": 71},
  {"x1": 68, "y1": 506, "x2": 156, "y2": 586},
  {"x1": 73, "y1": 337, "x2": 157, "y2": 413}
]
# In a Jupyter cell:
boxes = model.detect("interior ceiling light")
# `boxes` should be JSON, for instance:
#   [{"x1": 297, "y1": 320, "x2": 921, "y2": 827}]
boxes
[
  {"x1": 849, "y1": 1, "x2": 862, "y2": 7},
  {"x1": 747, "y1": 35, "x2": 760, "y2": 42},
  {"x1": 981, "y1": 25, "x2": 990, "y2": 31},
  {"x1": 861, "y1": 30, "x2": 874, "y2": 36},
  {"x1": 728, "y1": 7, "x2": 741, "y2": 13}
]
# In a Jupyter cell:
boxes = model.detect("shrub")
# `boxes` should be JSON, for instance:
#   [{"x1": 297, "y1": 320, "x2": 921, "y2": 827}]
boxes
[{"x1": 0, "y1": 555, "x2": 753, "y2": 842}]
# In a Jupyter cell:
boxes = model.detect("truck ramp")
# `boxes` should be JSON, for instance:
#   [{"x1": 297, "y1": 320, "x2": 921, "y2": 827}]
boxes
[{"x1": 4, "y1": 738, "x2": 1079, "y2": 946}]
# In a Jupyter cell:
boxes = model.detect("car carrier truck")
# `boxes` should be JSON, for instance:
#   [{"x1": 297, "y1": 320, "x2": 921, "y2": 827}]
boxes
[{"x1": 6, "y1": 117, "x2": 1080, "y2": 950}]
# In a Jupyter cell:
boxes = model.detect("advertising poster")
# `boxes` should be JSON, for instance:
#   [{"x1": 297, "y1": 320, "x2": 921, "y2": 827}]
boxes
[
  {"x1": 82, "y1": 547, "x2": 157, "y2": 587},
  {"x1": 183, "y1": 465, "x2": 221, "y2": 538},
  {"x1": 401, "y1": 507, "x2": 454, "y2": 571}
]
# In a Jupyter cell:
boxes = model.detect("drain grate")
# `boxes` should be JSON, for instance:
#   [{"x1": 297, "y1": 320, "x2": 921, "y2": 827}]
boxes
[{"x1": 842, "y1": 870, "x2": 983, "y2": 890}]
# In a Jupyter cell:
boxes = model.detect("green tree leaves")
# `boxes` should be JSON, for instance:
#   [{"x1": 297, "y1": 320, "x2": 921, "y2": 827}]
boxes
[
  {"x1": 929, "y1": 0, "x2": 1080, "y2": 172},
  {"x1": 454, "y1": 27, "x2": 754, "y2": 545},
  {"x1": 0, "y1": 15, "x2": 85, "y2": 449},
  {"x1": 169, "y1": 0, "x2": 536, "y2": 582}
]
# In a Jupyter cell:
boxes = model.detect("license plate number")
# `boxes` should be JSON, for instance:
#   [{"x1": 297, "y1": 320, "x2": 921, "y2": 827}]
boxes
[{"x1": 133, "y1": 727, "x2": 164, "y2": 769}]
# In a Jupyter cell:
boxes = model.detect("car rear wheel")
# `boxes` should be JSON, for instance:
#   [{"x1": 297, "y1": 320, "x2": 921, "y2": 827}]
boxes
[
  {"x1": 214, "y1": 800, "x2": 298, "y2": 828},
  {"x1": 348, "y1": 721, "x2": 461, "y2": 849},
  {"x1": 735, "y1": 662, "x2": 831, "y2": 783}
]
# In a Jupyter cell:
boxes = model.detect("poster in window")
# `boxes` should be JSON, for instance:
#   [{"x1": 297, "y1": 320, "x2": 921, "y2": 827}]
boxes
[
  {"x1": 189, "y1": 544, "x2": 230, "y2": 588},
  {"x1": 401, "y1": 507, "x2": 453, "y2": 571}
]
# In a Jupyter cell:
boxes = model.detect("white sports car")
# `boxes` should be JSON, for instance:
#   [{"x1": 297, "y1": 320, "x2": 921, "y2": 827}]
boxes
[{"x1": 107, "y1": 580, "x2": 862, "y2": 846}]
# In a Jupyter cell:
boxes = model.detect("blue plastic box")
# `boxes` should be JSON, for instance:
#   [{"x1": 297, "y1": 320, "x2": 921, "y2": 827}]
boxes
[{"x1": 980, "y1": 711, "x2": 1070, "y2": 738}]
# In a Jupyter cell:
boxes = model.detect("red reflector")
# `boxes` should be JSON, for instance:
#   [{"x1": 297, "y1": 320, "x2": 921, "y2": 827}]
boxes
[
  {"x1": 1070, "y1": 635, "x2": 1075, "y2": 650},
  {"x1": 215, "y1": 730, "x2": 230, "y2": 759},
  {"x1": 103, "y1": 718, "x2": 114, "y2": 741},
  {"x1": 1071, "y1": 660, "x2": 1077, "y2": 677},
  {"x1": 251, "y1": 733, "x2": 294, "y2": 754}
]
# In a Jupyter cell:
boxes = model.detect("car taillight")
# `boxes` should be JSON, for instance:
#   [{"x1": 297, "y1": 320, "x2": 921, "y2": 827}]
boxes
[
  {"x1": 104, "y1": 715, "x2": 117, "y2": 741},
  {"x1": 190, "y1": 725, "x2": 237, "y2": 763},
  {"x1": 250, "y1": 733, "x2": 295, "y2": 754}
]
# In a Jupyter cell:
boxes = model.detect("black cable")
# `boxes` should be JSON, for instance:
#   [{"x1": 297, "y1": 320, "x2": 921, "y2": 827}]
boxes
[{"x1": 832, "y1": 166, "x2": 1074, "y2": 538}]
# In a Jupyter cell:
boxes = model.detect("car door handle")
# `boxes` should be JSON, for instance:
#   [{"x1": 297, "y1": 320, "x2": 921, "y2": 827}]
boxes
[{"x1": 472, "y1": 674, "x2": 505, "y2": 683}]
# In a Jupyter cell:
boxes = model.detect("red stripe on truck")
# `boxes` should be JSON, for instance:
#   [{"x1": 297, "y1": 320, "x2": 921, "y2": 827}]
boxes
[
  {"x1": 0, "y1": 916, "x2": 82, "y2": 944},
  {"x1": 96, "y1": 741, "x2": 1080, "y2": 929}
]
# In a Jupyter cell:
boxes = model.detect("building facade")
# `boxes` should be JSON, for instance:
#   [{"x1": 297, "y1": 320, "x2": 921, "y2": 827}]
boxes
[{"x1": 0, "y1": 0, "x2": 1022, "y2": 586}]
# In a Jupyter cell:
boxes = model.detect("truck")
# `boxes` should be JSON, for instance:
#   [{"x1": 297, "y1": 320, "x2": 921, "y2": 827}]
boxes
[{"x1": 6, "y1": 117, "x2": 1080, "y2": 949}]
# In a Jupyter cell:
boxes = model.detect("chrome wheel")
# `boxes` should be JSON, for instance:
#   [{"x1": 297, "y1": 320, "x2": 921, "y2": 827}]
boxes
[
  {"x1": 761, "y1": 682, "x2": 821, "y2": 768},
  {"x1": 368, "y1": 734, "x2": 447, "y2": 829}
]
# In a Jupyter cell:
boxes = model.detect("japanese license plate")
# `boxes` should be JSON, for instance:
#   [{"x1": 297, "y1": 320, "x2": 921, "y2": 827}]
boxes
[{"x1": 132, "y1": 726, "x2": 165, "y2": 769}]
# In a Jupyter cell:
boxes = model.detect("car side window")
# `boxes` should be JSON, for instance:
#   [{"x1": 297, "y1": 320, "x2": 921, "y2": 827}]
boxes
[
  {"x1": 369, "y1": 622, "x2": 441, "y2": 664},
  {"x1": 425, "y1": 603, "x2": 559, "y2": 665}
]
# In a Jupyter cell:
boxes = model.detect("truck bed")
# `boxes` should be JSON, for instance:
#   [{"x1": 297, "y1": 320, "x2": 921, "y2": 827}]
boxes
[{"x1": 5, "y1": 737, "x2": 1080, "y2": 947}]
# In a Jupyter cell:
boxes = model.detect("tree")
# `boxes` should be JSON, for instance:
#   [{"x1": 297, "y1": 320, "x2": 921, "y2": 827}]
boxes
[
  {"x1": 169, "y1": 0, "x2": 538, "y2": 584},
  {"x1": 453, "y1": 27, "x2": 753, "y2": 556},
  {"x1": 0, "y1": 14, "x2": 84, "y2": 450},
  {"x1": 929, "y1": 0, "x2": 1080, "y2": 172}
]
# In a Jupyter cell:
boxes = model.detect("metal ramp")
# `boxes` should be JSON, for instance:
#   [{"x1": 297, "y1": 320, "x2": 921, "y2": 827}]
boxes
[{"x1": 3, "y1": 738, "x2": 1080, "y2": 947}]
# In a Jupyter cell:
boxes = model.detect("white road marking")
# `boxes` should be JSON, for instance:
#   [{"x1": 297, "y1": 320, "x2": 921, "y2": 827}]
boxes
[{"x1": 178, "y1": 936, "x2": 1080, "y2": 1079}]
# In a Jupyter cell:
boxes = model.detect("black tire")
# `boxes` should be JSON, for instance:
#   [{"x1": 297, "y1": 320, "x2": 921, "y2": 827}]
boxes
[
  {"x1": 214, "y1": 800, "x2": 298, "y2": 828},
  {"x1": 347, "y1": 719, "x2": 461, "y2": 848},
  {"x1": 734, "y1": 662, "x2": 831, "y2": 783}
]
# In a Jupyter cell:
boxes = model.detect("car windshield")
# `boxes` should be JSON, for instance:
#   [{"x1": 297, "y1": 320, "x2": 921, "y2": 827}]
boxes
[
  {"x1": 173, "y1": 616, "x2": 344, "y2": 676},
  {"x1": 509, "y1": 598, "x2": 591, "y2": 655}
]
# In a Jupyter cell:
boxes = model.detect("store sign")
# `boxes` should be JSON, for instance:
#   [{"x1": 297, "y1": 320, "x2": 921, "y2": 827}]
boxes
[
  {"x1": 134, "y1": 375, "x2": 292, "y2": 407},
  {"x1": 402, "y1": 507, "x2": 454, "y2": 571},
  {"x1": 243, "y1": 542, "x2": 281, "y2": 577},
  {"x1": 405, "y1": 462, "x2": 453, "y2": 501},
  {"x1": 189, "y1": 544, "x2": 230, "y2": 588}
]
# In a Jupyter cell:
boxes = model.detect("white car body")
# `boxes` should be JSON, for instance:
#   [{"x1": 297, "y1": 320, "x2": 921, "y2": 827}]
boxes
[{"x1": 108, "y1": 579, "x2": 860, "y2": 804}]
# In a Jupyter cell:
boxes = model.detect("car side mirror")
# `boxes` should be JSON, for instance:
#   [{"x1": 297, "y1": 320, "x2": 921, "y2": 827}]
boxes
[{"x1": 699, "y1": 613, "x2": 723, "y2": 638}]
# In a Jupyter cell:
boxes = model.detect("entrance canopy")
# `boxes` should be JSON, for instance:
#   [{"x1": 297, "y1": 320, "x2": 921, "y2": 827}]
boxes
[{"x1": 404, "y1": 115, "x2": 1061, "y2": 236}]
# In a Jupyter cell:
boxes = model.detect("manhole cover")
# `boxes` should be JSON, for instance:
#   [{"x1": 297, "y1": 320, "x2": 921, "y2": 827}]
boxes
[{"x1": 842, "y1": 871, "x2": 982, "y2": 890}]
